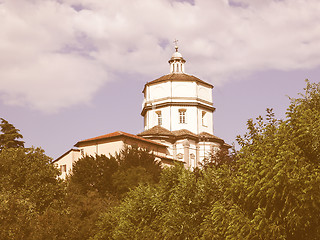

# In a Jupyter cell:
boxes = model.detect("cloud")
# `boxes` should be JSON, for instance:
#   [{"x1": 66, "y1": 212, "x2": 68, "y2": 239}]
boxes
[{"x1": 0, "y1": 0, "x2": 320, "y2": 112}]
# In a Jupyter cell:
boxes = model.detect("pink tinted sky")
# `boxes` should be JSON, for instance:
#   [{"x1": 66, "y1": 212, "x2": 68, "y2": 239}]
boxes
[{"x1": 1, "y1": 0, "x2": 320, "y2": 159}]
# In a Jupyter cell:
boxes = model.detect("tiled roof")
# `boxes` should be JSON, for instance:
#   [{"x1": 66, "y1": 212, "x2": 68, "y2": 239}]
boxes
[
  {"x1": 223, "y1": 143, "x2": 232, "y2": 148},
  {"x1": 144, "y1": 73, "x2": 213, "y2": 89},
  {"x1": 172, "y1": 129, "x2": 198, "y2": 138},
  {"x1": 138, "y1": 125, "x2": 175, "y2": 137},
  {"x1": 199, "y1": 132, "x2": 224, "y2": 141},
  {"x1": 139, "y1": 127, "x2": 229, "y2": 146},
  {"x1": 75, "y1": 131, "x2": 166, "y2": 147}
]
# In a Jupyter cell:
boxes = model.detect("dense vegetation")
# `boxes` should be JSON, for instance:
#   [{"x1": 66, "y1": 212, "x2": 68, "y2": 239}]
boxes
[{"x1": 0, "y1": 80, "x2": 319, "y2": 239}]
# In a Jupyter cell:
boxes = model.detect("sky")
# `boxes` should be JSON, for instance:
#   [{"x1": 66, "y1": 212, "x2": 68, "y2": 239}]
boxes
[{"x1": 1, "y1": 0, "x2": 320, "y2": 159}]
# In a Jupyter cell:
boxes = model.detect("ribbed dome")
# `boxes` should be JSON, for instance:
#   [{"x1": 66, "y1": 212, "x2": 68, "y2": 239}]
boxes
[
  {"x1": 168, "y1": 44, "x2": 186, "y2": 73},
  {"x1": 145, "y1": 73, "x2": 213, "y2": 88},
  {"x1": 171, "y1": 51, "x2": 183, "y2": 59}
]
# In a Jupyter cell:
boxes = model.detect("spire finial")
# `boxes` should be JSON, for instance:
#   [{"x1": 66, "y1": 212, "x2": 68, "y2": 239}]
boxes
[
  {"x1": 169, "y1": 39, "x2": 185, "y2": 73},
  {"x1": 174, "y1": 39, "x2": 179, "y2": 52}
]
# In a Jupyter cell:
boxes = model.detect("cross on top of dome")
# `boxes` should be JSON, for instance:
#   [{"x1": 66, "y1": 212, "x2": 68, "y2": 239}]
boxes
[
  {"x1": 174, "y1": 39, "x2": 179, "y2": 52},
  {"x1": 169, "y1": 39, "x2": 186, "y2": 73}
]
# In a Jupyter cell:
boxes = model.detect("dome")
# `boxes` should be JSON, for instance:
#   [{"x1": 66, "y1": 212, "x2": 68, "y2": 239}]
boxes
[
  {"x1": 145, "y1": 73, "x2": 213, "y2": 88},
  {"x1": 171, "y1": 51, "x2": 183, "y2": 59}
]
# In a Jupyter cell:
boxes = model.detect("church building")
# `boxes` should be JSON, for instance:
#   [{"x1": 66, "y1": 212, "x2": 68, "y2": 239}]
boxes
[{"x1": 54, "y1": 44, "x2": 230, "y2": 178}]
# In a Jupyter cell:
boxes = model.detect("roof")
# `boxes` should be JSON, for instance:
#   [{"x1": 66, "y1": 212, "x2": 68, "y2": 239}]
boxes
[
  {"x1": 75, "y1": 131, "x2": 167, "y2": 147},
  {"x1": 199, "y1": 132, "x2": 224, "y2": 141},
  {"x1": 172, "y1": 129, "x2": 198, "y2": 139},
  {"x1": 143, "y1": 73, "x2": 213, "y2": 92},
  {"x1": 137, "y1": 125, "x2": 175, "y2": 137},
  {"x1": 52, "y1": 148, "x2": 80, "y2": 163},
  {"x1": 138, "y1": 127, "x2": 229, "y2": 146}
]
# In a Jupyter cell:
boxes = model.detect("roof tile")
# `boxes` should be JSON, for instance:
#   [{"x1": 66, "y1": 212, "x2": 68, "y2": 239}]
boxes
[
  {"x1": 138, "y1": 126, "x2": 174, "y2": 136},
  {"x1": 145, "y1": 73, "x2": 213, "y2": 88},
  {"x1": 75, "y1": 131, "x2": 166, "y2": 147}
]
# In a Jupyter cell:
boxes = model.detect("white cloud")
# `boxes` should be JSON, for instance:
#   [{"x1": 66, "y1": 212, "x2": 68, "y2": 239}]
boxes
[{"x1": 0, "y1": 0, "x2": 320, "y2": 112}]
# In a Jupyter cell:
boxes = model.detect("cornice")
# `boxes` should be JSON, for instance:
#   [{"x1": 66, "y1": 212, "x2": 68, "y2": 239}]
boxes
[
  {"x1": 142, "y1": 73, "x2": 213, "y2": 93},
  {"x1": 141, "y1": 101, "x2": 216, "y2": 116},
  {"x1": 145, "y1": 96, "x2": 213, "y2": 106}
]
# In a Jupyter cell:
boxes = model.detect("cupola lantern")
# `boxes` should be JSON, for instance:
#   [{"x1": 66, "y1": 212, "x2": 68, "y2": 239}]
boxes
[{"x1": 168, "y1": 40, "x2": 186, "y2": 73}]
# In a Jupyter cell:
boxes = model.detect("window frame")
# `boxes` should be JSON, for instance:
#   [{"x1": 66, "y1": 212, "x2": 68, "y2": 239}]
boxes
[
  {"x1": 179, "y1": 109, "x2": 186, "y2": 124},
  {"x1": 202, "y1": 111, "x2": 207, "y2": 126},
  {"x1": 156, "y1": 110, "x2": 162, "y2": 126},
  {"x1": 60, "y1": 164, "x2": 67, "y2": 173}
]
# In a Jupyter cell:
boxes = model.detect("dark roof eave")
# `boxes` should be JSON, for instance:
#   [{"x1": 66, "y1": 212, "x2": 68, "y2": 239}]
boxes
[{"x1": 53, "y1": 148, "x2": 80, "y2": 163}]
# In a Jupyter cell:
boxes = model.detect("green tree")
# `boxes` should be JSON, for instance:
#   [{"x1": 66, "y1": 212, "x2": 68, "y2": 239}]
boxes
[
  {"x1": 0, "y1": 118, "x2": 24, "y2": 152},
  {"x1": 112, "y1": 145, "x2": 163, "y2": 195},
  {"x1": 94, "y1": 80, "x2": 320, "y2": 240},
  {"x1": 31, "y1": 191, "x2": 117, "y2": 240},
  {"x1": 0, "y1": 147, "x2": 65, "y2": 239},
  {"x1": 94, "y1": 164, "x2": 206, "y2": 240},
  {"x1": 0, "y1": 147, "x2": 64, "y2": 212},
  {"x1": 70, "y1": 154, "x2": 118, "y2": 195},
  {"x1": 0, "y1": 191, "x2": 36, "y2": 240},
  {"x1": 115, "y1": 145, "x2": 162, "y2": 182},
  {"x1": 69, "y1": 145, "x2": 163, "y2": 197},
  {"x1": 205, "y1": 81, "x2": 320, "y2": 239}
]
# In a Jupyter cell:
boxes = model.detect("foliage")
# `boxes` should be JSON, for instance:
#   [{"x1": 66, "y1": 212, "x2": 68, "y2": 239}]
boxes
[
  {"x1": 112, "y1": 166, "x2": 154, "y2": 195},
  {"x1": 69, "y1": 145, "x2": 163, "y2": 197},
  {"x1": 0, "y1": 190, "x2": 36, "y2": 240},
  {"x1": 112, "y1": 145, "x2": 162, "y2": 196},
  {"x1": 115, "y1": 145, "x2": 162, "y2": 182},
  {"x1": 219, "y1": 80, "x2": 320, "y2": 239},
  {"x1": 31, "y1": 191, "x2": 118, "y2": 240},
  {"x1": 0, "y1": 147, "x2": 64, "y2": 213},
  {"x1": 201, "y1": 145, "x2": 235, "y2": 170},
  {"x1": 2, "y1": 81, "x2": 320, "y2": 240},
  {"x1": 0, "y1": 147, "x2": 65, "y2": 239},
  {"x1": 70, "y1": 154, "x2": 118, "y2": 195},
  {"x1": 0, "y1": 118, "x2": 24, "y2": 152},
  {"x1": 94, "y1": 80, "x2": 320, "y2": 240}
]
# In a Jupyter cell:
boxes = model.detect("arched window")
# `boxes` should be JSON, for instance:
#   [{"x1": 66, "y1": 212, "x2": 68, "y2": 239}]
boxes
[{"x1": 179, "y1": 109, "x2": 186, "y2": 123}]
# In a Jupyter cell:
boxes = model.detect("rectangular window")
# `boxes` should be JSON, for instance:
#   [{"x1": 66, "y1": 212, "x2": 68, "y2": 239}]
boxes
[
  {"x1": 202, "y1": 111, "x2": 207, "y2": 126},
  {"x1": 179, "y1": 109, "x2": 186, "y2": 123},
  {"x1": 60, "y1": 164, "x2": 66, "y2": 173},
  {"x1": 156, "y1": 111, "x2": 162, "y2": 125}
]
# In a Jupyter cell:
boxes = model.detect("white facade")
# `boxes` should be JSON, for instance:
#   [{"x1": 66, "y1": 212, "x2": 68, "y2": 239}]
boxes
[
  {"x1": 54, "y1": 131, "x2": 171, "y2": 178},
  {"x1": 54, "y1": 149, "x2": 80, "y2": 179},
  {"x1": 139, "y1": 45, "x2": 228, "y2": 169},
  {"x1": 141, "y1": 45, "x2": 215, "y2": 136},
  {"x1": 54, "y1": 44, "x2": 229, "y2": 176}
]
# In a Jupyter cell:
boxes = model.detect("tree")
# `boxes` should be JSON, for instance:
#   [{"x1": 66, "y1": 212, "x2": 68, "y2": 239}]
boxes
[
  {"x1": 69, "y1": 145, "x2": 163, "y2": 197},
  {"x1": 112, "y1": 145, "x2": 163, "y2": 195},
  {"x1": 0, "y1": 118, "x2": 24, "y2": 152},
  {"x1": 31, "y1": 191, "x2": 118, "y2": 240},
  {"x1": 0, "y1": 147, "x2": 64, "y2": 212},
  {"x1": 0, "y1": 147, "x2": 65, "y2": 238},
  {"x1": 0, "y1": 190, "x2": 36, "y2": 240},
  {"x1": 94, "y1": 164, "x2": 207, "y2": 240},
  {"x1": 94, "y1": 80, "x2": 320, "y2": 240},
  {"x1": 69, "y1": 154, "x2": 119, "y2": 195},
  {"x1": 206, "y1": 81, "x2": 320, "y2": 239}
]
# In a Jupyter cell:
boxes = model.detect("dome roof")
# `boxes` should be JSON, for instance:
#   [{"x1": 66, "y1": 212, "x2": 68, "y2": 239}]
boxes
[
  {"x1": 171, "y1": 51, "x2": 183, "y2": 59},
  {"x1": 144, "y1": 73, "x2": 213, "y2": 88}
]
